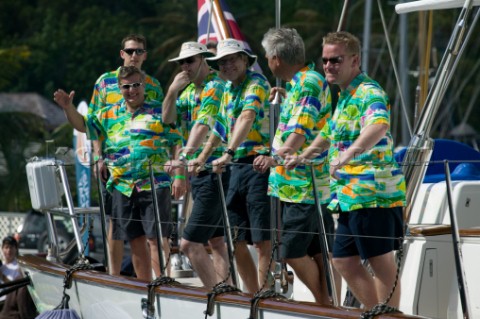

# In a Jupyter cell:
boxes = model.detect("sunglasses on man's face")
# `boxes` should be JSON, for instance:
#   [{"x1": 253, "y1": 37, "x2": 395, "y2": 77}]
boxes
[
  {"x1": 177, "y1": 57, "x2": 197, "y2": 65},
  {"x1": 321, "y1": 56, "x2": 345, "y2": 65},
  {"x1": 123, "y1": 48, "x2": 146, "y2": 56},
  {"x1": 120, "y1": 82, "x2": 143, "y2": 90}
]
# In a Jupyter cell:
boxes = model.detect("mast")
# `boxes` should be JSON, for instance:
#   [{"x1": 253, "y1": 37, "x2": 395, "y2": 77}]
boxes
[
  {"x1": 398, "y1": 0, "x2": 411, "y2": 146},
  {"x1": 270, "y1": 0, "x2": 284, "y2": 292},
  {"x1": 362, "y1": 0, "x2": 373, "y2": 73}
]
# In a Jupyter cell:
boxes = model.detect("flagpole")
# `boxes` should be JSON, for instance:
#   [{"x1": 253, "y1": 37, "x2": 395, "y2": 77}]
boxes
[
  {"x1": 206, "y1": 0, "x2": 214, "y2": 42},
  {"x1": 338, "y1": 0, "x2": 349, "y2": 31},
  {"x1": 212, "y1": 0, "x2": 231, "y2": 38},
  {"x1": 270, "y1": 0, "x2": 286, "y2": 294}
]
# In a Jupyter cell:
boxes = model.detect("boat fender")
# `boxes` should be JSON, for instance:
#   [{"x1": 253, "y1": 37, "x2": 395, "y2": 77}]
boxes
[{"x1": 204, "y1": 282, "x2": 241, "y2": 318}]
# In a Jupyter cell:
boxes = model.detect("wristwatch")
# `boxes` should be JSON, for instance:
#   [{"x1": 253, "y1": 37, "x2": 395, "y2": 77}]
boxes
[
  {"x1": 224, "y1": 148, "x2": 235, "y2": 157},
  {"x1": 178, "y1": 153, "x2": 188, "y2": 164}
]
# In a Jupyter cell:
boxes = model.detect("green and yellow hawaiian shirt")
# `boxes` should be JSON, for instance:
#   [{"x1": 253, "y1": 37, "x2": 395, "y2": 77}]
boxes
[
  {"x1": 213, "y1": 70, "x2": 271, "y2": 158},
  {"x1": 268, "y1": 64, "x2": 332, "y2": 204},
  {"x1": 176, "y1": 73, "x2": 225, "y2": 162},
  {"x1": 320, "y1": 72, "x2": 406, "y2": 212},
  {"x1": 86, "y1": 100, "x2": 181, "y2": 197}
]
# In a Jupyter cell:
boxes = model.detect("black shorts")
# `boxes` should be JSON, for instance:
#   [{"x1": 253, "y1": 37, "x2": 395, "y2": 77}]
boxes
[
  {"x1": 182, "y1": 170, "x2": 230, "y2": 244},
  {"x1": 226, "y1": 159, "x2": 271, "y2": 243},
  {"x1": 333, "y1": 206, "x2": 404, "y2": 260},
  {"x1": 100, "y1": 180, "x2": 113, "y2": 216},
  {"x1": 280, "y1": 202, "x2": 334, "y2": 259},
  {"x1": 111, "y1": 187, "x2": 172, "y2": 241}
]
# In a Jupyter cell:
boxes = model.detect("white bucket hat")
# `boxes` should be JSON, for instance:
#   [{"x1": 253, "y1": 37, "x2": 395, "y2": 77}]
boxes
[
  {"x1": 168, "y1": 42, "x2": 214, "y2": 62},
  {"x1": 206, "y1": 39, "x2": 257, "y2": 71}
]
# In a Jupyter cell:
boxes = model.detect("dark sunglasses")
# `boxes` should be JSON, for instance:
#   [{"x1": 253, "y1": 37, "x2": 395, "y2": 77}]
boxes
[
  {"x1": 120, "y1": 82, "x2": 142, "y2": 90},
  {"x1": 321, "y1": 56, "x2": 344, "y2": 65},
  {"x1": 177, "y1": 57, "x2": 197, "y2": 65},
  {"x1": 123, "y1": 48, "x2": 146, "y2": 56}
]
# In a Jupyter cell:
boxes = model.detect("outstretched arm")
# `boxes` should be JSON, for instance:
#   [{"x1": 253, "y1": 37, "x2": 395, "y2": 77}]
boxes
[{"x1": 53, "y1": 89, "x2": 87, "y2": 132}]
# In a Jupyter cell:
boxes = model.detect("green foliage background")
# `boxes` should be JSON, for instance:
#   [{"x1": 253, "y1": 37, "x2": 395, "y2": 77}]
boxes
[{"x1": 1, "y1": 0, "x2": 479, "y2": 211}]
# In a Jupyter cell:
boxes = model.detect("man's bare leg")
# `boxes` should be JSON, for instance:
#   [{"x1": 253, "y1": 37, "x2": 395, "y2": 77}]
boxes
[
  {"x1": 234, "y1": 241, "x2": 259, "y2": 293},
  {"x1": 107, "y1": 218, "x2": 124, "y2": 275},
  {"x1": 254, "y1": 240, "x2": 272, "y2": 290},
  {"x1": 369, "y1": 252, "x2": 401, "y2": 307},
  {"x1": 130, "y1": 235, "x2": 152, "y2": 281},
  {"x1": 329, "y1": 252, "x2": 342, "y2": 303},
  {"x1": 180, "y1": 238, "x2": 218, "y2": 289},
  {"x1": 287, "y1": 255, "x2": 327, "y2": 304},
  {"x1": 333, "y1": 255, "x2": 377, "y2": 308},
  {"x1": 208, "y1": 236, "x2": 230, "y2": 283},
  {"x1": 148, "y1": 237, "x2": 171, "y2": 278}
]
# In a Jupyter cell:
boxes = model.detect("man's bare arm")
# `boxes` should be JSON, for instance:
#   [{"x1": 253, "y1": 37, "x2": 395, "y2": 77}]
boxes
[
  {"x1": 53, "y1": 89, "x2": 86, "y2": 132},
  {"x1": 225, "y1": 109, "x2": 256, "y2": 151},
  {"x1": 334, "y1": 123, "x2": 388, "y2": 168},
  {"x1": 183, "y1": 123, "x2": 210, "y2": 156},
  {"x1": 162, "y1": 71, "x2": 190, "y2": 124}
]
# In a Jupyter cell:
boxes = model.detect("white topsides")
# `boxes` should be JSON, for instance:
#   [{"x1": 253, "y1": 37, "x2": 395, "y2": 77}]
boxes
[{"x1": 396, "y1": 0, "x2": 480, "y2": 14}]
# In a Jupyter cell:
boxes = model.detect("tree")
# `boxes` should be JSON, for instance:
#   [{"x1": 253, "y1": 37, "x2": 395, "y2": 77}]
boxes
[{"x1": 0, "y1": 114, "x2": 46, "y2": 211}]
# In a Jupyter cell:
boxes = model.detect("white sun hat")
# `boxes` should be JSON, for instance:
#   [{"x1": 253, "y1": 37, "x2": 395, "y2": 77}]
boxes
[
  {"x1": 206, "y1": 38, "x2": 257, "y2": 71},
  {"x1": 168, "y1": 41, "x2": 214, "y2": 62}
]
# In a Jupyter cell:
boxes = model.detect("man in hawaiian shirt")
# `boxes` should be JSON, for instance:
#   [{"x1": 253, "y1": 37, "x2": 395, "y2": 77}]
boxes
[
  {"x1": 299, "y1": 31, "x2": 406, "y2": 308},
  {"x1": 254, "y1": 27, "x2": 334, "y2": 304},
  {"x1": 192, "y1": 39, "x2": 272, "y2": 293},
  {"x1": 54, "y1": 66, "x2": 184, "y2": 280},
  {"x1": 162, "y1": 42, "x2": 230, "y2": 289},
  {"x1": 88, "y1": 34, "x2": 166, "y2": 276}
]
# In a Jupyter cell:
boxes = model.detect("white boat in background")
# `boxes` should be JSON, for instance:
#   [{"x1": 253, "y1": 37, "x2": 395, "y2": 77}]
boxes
[
  {"x1": 18, "y1": 1, "x2": 480, "y2": 318},
  {"x1": 395, "y1": 0, "x2": 480, "y2": 13}
]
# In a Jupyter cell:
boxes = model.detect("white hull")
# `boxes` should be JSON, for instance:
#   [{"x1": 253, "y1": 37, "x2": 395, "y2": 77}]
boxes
[
  {"x1": 20, "y1": 179, "x2": 480, "y2": 319},
  {"x1": 21, "y1": 255, "x2": 368, "y2": 319}
]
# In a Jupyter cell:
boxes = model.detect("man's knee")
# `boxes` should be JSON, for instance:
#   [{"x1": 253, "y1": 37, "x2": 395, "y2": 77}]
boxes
[
  {"x1": 146, "y1": 237, "x2": 158, "y2": 246},
  {"x1": 368, "y1": 252, "x2": 397, "y2": 276},
  {"x1": 332, "y1": 256, "x2": 359, "y2": 273},
  {"x1": 253, "y1": 240, "x2": 271, "y2": 255},
  {"x1": 179, "y1": 238, "x2": 191, "y2": 254},
  {"x1": 208, "y1": 237, "x2": 226, "y2": 251},
  {"x1": 180, "y1": 238, "x2": 204, "y2": 256}
]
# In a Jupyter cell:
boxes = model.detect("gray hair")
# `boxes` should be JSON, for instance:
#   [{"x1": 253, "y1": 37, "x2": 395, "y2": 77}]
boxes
[{"x1": 261, "y1": 27, "x2": 305, "y2": 65}]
